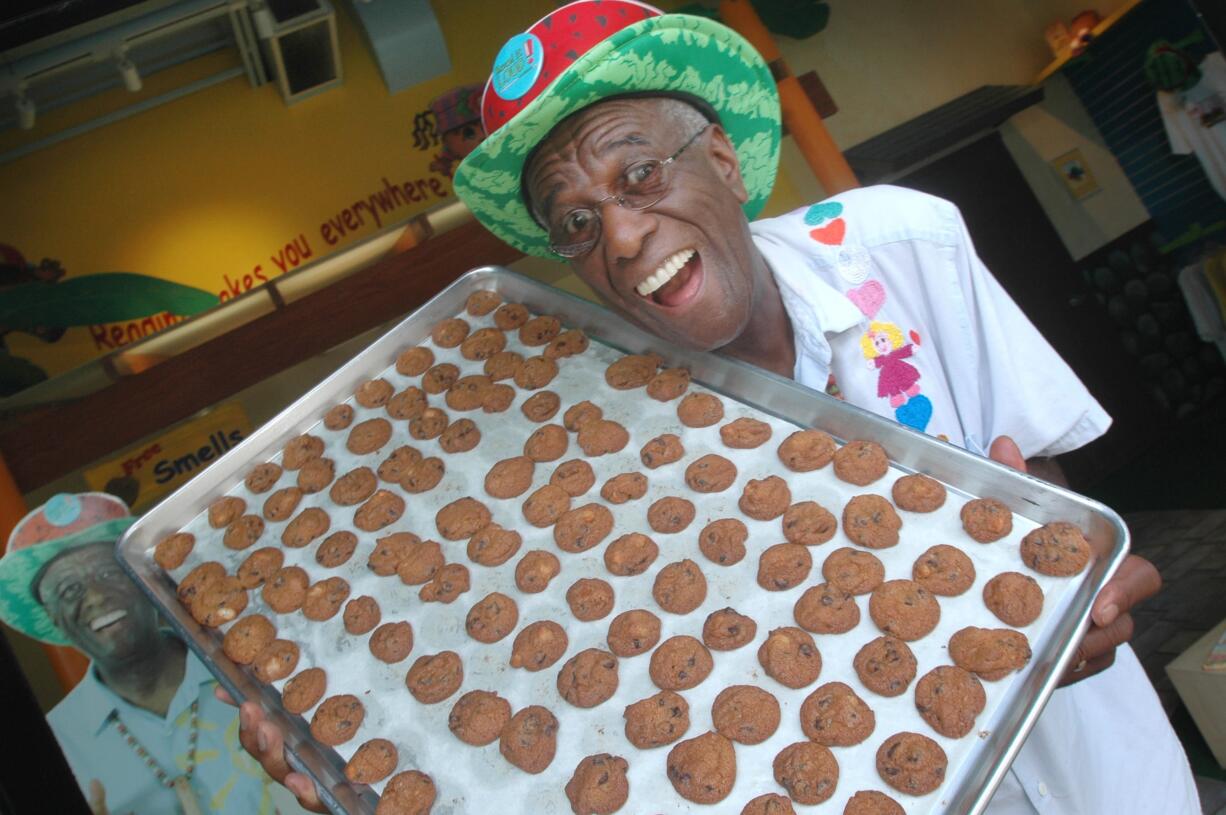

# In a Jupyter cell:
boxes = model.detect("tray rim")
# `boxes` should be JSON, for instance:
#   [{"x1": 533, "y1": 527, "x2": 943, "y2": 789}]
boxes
[{"x1": 116, "y1": 265, "x2": 1129, "y2": 815}]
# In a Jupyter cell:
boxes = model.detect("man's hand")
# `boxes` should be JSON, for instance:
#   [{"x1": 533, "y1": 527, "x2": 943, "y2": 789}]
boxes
[
  {"x1": 88, "y1": 780, "x2": 108, "y2": 815},
  {"x1": 214, "y1": 686, "x2": 327, "y2": 812},
  {"x1": 987, "y1": 436, "x2": 1161, "y2": 686}
]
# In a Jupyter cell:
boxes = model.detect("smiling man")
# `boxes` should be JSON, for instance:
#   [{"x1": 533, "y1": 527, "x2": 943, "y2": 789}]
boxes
[
  {"x1": 237, "y1": 2, "x2": 1198, "y2": 812},
  {"x1": 0, "y1": 493, "x2": 302, "y2": 815},
  {"x1": 451, "y1": 2, "x2": 1198, "y2": 813}
]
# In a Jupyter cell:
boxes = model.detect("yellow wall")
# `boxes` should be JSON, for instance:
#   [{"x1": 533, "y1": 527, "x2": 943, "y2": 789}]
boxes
[
  {"x1": 1, "y1": 0, "x2": 1146, "y2": 377},
  {"x1": 1, "y1": 1, "x2": 563, "y2": 378}
]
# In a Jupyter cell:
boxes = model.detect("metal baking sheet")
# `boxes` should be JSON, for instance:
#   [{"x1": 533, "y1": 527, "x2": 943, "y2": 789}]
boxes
[{"x1": 117, "y1": 266, "x2": 1128, "y2": 815}]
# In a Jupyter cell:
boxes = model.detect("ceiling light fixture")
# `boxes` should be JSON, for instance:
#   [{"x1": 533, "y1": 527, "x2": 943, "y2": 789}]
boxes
[{"x1": 15, "y1": 92, "x2": 35, "y2": 130}]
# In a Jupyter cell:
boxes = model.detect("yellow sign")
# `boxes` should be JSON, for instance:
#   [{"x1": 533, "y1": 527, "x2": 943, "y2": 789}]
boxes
[{"x1": 84, "y1": 402, "x2": 252, "y2": 511}]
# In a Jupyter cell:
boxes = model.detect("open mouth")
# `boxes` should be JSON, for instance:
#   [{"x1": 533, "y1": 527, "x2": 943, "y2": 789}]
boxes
[
  {"x1": 89, "y1": 609, "x2": 128, "y2": 632},
  {"x1": 635, "y1": 248, "x2": 703, "y2": 308}
]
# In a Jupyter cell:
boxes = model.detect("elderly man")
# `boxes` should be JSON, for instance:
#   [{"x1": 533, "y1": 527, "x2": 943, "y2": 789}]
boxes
[{"x1": 239, "y1": 2, "x2": 1198, "y2": 812}]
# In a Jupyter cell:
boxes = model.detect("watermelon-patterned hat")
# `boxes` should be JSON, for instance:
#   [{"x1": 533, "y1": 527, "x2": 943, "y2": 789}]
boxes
[{"x1": 454, "y1": 0, "x2": 781, "y2": 259}]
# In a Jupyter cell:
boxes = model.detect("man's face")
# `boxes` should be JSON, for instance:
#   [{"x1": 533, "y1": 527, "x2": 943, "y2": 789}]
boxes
[
  {"x1": 525, "y1": 99, "x2": 760, "y2": 352},
  {"x1": 36, "y1": 542, "x2": 158, "y2": 663}
]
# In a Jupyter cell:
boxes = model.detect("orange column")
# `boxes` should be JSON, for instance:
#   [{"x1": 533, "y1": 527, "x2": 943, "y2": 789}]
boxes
[
  {"x1": 719, "y1": 0, "x2": 859, "y2": 195},
  {"x1": 0, "y1": 454, "x2": 89, "y2": 691}
]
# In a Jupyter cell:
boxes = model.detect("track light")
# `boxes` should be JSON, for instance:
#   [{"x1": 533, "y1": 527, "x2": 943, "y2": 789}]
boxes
[
  {"x1": 15, "y1": 92, "x2": 35, "y2": 130},
  {"x1": 117, "y1": 56, "x2": 142, "y2": 92}
]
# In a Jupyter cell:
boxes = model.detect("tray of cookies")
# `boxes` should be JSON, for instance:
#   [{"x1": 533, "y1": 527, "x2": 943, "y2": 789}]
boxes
[{"x1": 117, "y1": 265, "x2": 1128, "y2": 815}]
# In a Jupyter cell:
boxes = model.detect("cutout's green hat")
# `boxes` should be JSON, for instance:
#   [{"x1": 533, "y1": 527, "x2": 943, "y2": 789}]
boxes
[
  {"x1": 454, "y1": 0, "x2": 781, "y2": 259},
  {"x1": 0, "y1": 493, "x2": 134, "y2": 645}
]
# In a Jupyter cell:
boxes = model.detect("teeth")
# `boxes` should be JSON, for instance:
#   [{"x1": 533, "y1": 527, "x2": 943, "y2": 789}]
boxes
[
  {"x1": 636, "y1": 248, "x2": 695, "y2": 297},
  {"x1": 90, "y1": 610, "x2": 127, "y2": 631}
]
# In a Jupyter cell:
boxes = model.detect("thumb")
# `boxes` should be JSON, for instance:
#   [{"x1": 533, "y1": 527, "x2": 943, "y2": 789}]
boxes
[
  {"x1": 89, "y1": 779, "x2": 108, "y2": 815},
  {"x1": 988, "y1": 436, "x2": 1027, "y2": 473}
]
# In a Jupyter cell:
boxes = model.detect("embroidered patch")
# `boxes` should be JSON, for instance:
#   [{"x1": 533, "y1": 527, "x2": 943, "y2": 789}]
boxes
[
  {"x1": 810, "y1": 219, "x2": 846, "y2": 245},
  {"x1": 837, "y1": 246, "x2": 872, "y2": 284},
  {"x1": 846, "y1": 280, "x2": 885, "y2": 319},
  {"x1": 895, "y1": 394, "x2": 933, "y2": 432},
  {"x1": 860, "y1": 316, "x2": 930, "y2": 432},
  {"x1": 803, "y1": 201, "x2": 843, "y2": 225}
]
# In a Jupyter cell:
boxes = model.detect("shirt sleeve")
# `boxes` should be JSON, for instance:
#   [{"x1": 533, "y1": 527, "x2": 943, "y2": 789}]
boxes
[
  {"x1": 1157, "y1": 91, "x2": 1192, "y2": 155},
  {"x1": 943, "y1": 203, "x2": 1112, "y2": 459}
]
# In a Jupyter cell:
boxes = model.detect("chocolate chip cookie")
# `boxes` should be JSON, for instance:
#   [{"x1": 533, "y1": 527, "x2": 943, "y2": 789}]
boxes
[
  {"x1": 565, "y1": 754, "x2": 629, "y2": 815},
  {"x1": 283, "y1": 434, "x2": 325, "y2": 470},
  {"x1": 554, "y1": 503, "x2": 614, "y2": 553},
  {"x1": 343, "y1": 595, "x2": 381, "y2": 635},
  {"x1": 600, "y1": 471, "x2": 648, "y2": 504},
  {"x1": 624, "y1": 690, "x2": 690, "y2": 748},
  {"x1": 310, "y1": 694, "x2": 365, "y2": 746},
  {"x1": 647, "y1": 496, "x2": 696, "y2": 534},
  {"x1": 315, "y1": 532, "x2": 358, "y2": 569},
  {"x1": 667, "y1": 731, "x2": 737, "y2": 804},
  {"x1": 842, "y1": 494, "x2": 902, "y2": 549},
  {"x1": 369, "y1": 620, "x2": 414, "y2": 663},
  {"x1": 677, "y1": 392, "x2": 725, "y2": 428},
  {"x1": 466, "y1": 523, "x2": 523, "y2": 568},
  {"x1": 853, "y1": 636, "x2": 917, "y2": 697},
  {"x1": 821, "y1": 547, "x2": 885, "y2": 595},
  {"x1": 650, "y1": 635, "x2": 714, "y2": 691},
  {"x1": 640, "y1": 433, "x2": 685, "y2": 469},
  {"x1": 282, "y1": 667, "x2": 327, "y2": 715},
  {"x1": 245, "y1": 462, "x2": 283, "y2": 494},
  {"x1": 738, "y1": 476, "x2": 791, "y2": 521},
  {"x1": 566, "y1": 578, "x2": 614, "y2": 621},
  {"x1": 345, "y1": 738, "x2": 398, "y2": 785},
  {"x1": 684, "y1": 454, "x2": 738, "y2": 493},
  {"x1": 781, "y1": 501, "x2": 838, "y2": 546},
  {"x1": 702, "y1": 607, "x2": 757, "y2": 651},
  {"x1": 418, "y1": 563, "x2": 470, "y2": 603},
  {"x1": 521, "y1": 390, "x2": 561, "y2": 422},
  {"x1": 793, "y1": 582, "x2": 860, "y2": 634},
  {"x1": 833, "y1": 440, "x2": 889, "y2": 486},
  {"x1": 449, "y1": 690, "x2": 511, "y2": 746},
  {"x1": 891, "y1": 473, "x2": 947, "y2": 513},
  {"x1": 757, "y1": 543, "x2": 813, "y2": 591},
  {"x1": 758, "y1": 627, "x2": 822, "y2": 689},
  {"x1": 869, "y1": 580, "x2": 940, "y2": 641},
  {"x1": 510, "y1": 620, "x2": 569, "y2": 671},
  {"x1": 524, "y1": 423, "x2": 569, "y2": 462},
  {"x1": 605, "y1": 354, "x2": 660, "y2": 389},
  {"x1": 551, "y1": 459, "x2": 596, "y2": 497},
  {"x1": 1020, "y1": 522, "x2": 1091, "y2": 576},
  {"x1": 698, "y1": 518, "x2": 748, "y2": 566},
  {"x1": 606, "y1": 609, "x2": 661, "y2": 658},
  {"x1": 557, "y1": 648, "x2": 620, "y2": 708},
  {"x1": 515, "y1": 550, "x2": 560, "y2": 593},
  {"x1": 500, "y1": 705, "x2": 559, "y2": 774},
  {"x1": 777, "y1": 429, "x2": 837, "y2": 472},
  {"x1": 395, "y1": 346, "x2": 433, "y2": 377},
  {"x1": 982, "y1": 571, "x2": 1044, "y2": 627},
  {"x1": 914, "y1": 665, "x2": 986, "y2": 738},
  {"x1": 948, "y1": 626, "x2": 1031, "y2": 681},
  {"x1": 577, "y1": 419, "x2": 630, "y2": 456},
  {"x1": 435, "y1": 497, "x2": 492, "y2": 541},
  {"x1": 712, "y1": 685, "x2": 780, "y2": 745},
  {"x1": 875, "y1": 731, "x2": 947, "y2": 796},
  {"x1": 959, "y1": 497, "x2": 1013, "y2": 543},
  {"x1": 653, "y1": 559, "x2": 707, "y2": 614},
  {"x1": 800, "y1": 681, "x2": 876, "y2": 747},
  {"x1": 603, "y1": 532, "x2": 659, "y2": 577},
  {"x1": 773, "y1": 741, "x2": 840, "y2": 805},
  {"x1": 720, "y1": 417, "x2": 772, "y2": 449},
  {"x1": 646, "y1": 367, "x2": 690, "y2": 401},
  {"x1": 912, "y1": 544, "x2": 976, "y2": 596},
  {"x1": 405, "y1": 650, "x2": 464, "y2": 704},
  {"x1": 465, "y1": 592, "x2": 519, "y2": 643}
]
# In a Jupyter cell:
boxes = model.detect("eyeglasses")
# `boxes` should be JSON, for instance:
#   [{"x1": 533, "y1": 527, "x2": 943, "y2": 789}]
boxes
[{"x1": 545, "y1": 123, "x2": 712, "y2": 258}]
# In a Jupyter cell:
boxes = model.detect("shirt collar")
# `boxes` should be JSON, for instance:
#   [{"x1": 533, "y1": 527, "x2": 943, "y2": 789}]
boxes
[
  {"x1": 750, "y1": 231, "x2": 865, "y2": 369},
  {"x1": 74, "y1": 637, "x2": 213, "y2": 736}
]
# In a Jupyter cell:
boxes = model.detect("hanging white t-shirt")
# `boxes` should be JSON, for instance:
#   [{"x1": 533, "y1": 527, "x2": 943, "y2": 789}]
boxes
[
  {"x1": 1159, "y1": 51, "x2": 1226, "y2": 200},
  {"x1": 749, "y1": 185, "x2": 1200, "y2": 814}
]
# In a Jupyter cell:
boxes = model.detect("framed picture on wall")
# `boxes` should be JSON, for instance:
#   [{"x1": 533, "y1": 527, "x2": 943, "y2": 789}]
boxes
[{"x1": 1051, "y1": 148, "x2": 1101, "y2": 200}]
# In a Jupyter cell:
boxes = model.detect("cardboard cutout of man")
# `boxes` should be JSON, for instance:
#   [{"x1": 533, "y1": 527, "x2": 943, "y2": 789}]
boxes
[{"x1": 0, "y1": 493, "x2": 305, "y2": 815}]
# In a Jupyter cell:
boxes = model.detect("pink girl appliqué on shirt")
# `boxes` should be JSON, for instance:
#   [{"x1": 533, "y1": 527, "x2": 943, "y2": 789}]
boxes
[{"x1": 862, "y1": 321, "x2": 922, "y2": 407}]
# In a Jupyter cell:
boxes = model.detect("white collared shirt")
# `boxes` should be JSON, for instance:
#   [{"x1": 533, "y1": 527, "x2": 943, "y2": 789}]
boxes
[{"x1": 750, "y1": 186, "x2": 1199, "y2": 814}]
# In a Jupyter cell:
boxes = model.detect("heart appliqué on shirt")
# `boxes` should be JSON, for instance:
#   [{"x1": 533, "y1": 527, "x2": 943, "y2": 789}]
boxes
[
  {"x1": 846, "y1": 280, "x2": 885, "y2": 318},
  {"x1": 895, "y1": 393, "x2": 933, "y2": 432},
  {"x1": 803, "y1": 201, "x2": 844, "y2": 225},
  {"x1": 809, "y1": 219, "x2": 846, "y2": 245}
]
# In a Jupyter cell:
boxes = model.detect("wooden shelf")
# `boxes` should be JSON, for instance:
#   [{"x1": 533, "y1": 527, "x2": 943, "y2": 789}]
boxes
[{"x1": 1033, "y1": 0, "x2": 1144, "y2": 85}]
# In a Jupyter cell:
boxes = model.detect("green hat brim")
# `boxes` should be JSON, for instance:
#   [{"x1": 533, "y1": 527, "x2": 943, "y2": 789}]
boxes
[
  {"x1": 0, "y1": 517, "x2": 136, "y2": 645},
  {"x1": 454, "y1": 13, "x2": 781, "y2": 259}
]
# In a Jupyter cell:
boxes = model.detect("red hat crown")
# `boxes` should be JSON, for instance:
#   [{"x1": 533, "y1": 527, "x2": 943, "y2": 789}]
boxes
[{"x1": 481, "y1": 0, "x2": 661, "y2": 135}]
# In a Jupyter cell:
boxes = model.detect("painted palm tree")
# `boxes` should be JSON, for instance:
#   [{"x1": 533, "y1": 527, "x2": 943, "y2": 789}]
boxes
[{"x1": 0, "y1": 248, "x2": 219, "y2": 396}]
